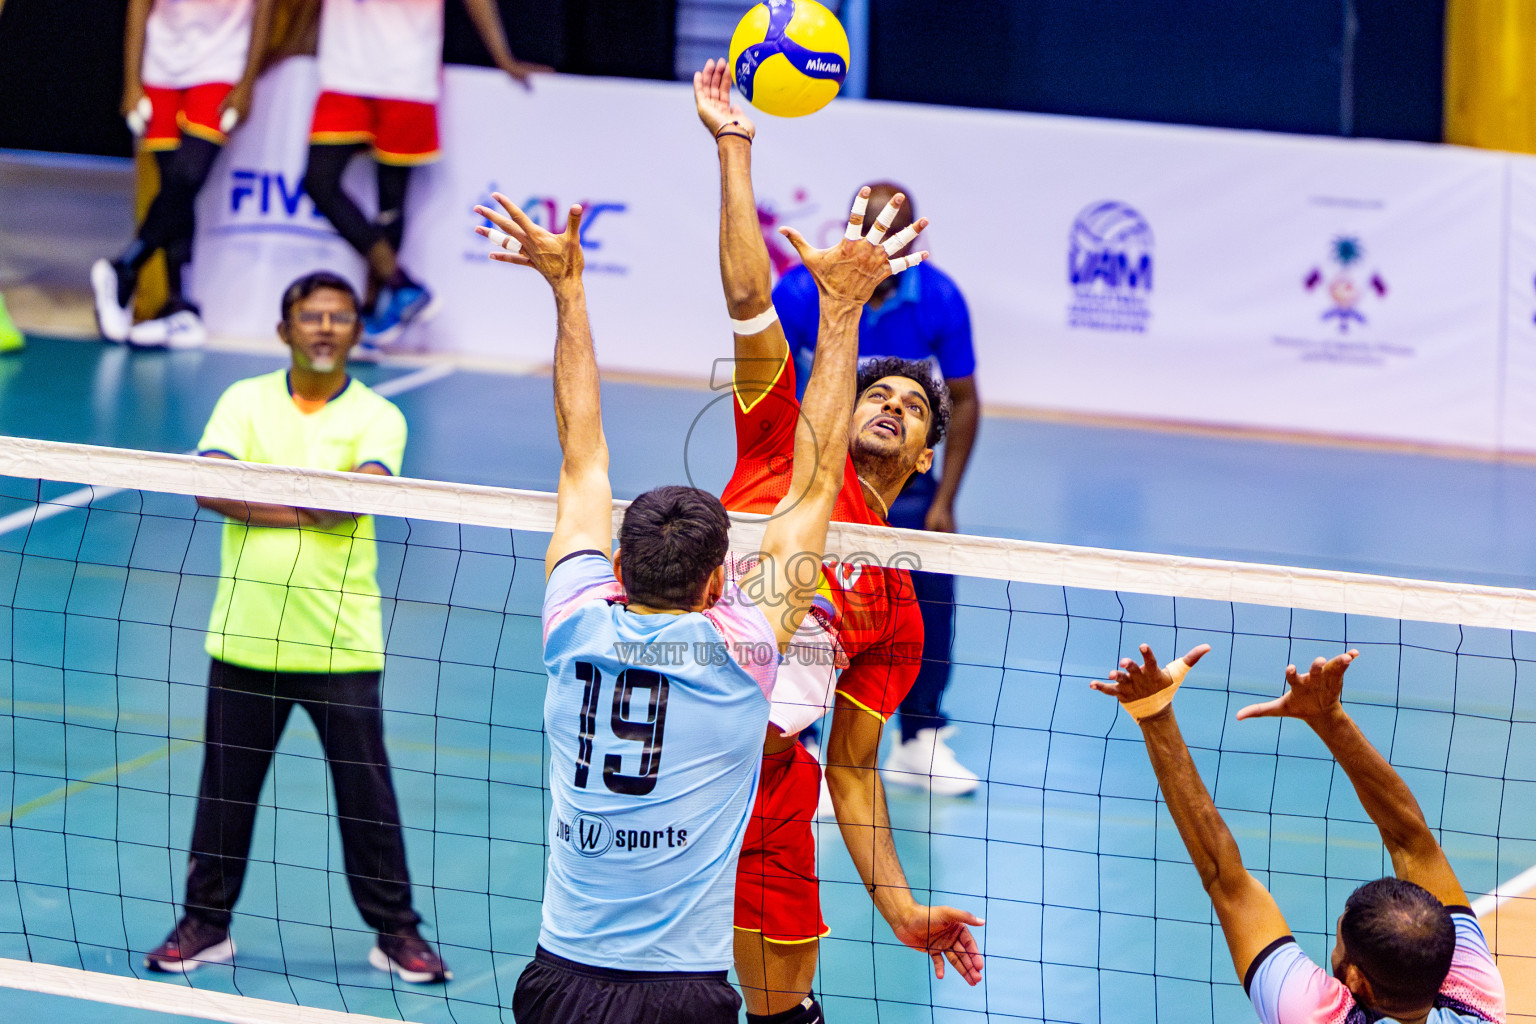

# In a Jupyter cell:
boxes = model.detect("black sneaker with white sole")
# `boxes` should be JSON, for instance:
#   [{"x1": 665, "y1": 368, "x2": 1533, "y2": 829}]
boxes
[
  {"x1": 144, "y1": 915, "x2": 234, "y2": 973},
  {"x1": 370, "y1": 926, "x2": 451, "y2": 984}
]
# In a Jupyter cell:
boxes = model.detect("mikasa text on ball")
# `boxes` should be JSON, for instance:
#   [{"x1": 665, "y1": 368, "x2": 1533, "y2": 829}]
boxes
[{"x1": 728, "y1": 0, "x2": 849, "y2": 117}]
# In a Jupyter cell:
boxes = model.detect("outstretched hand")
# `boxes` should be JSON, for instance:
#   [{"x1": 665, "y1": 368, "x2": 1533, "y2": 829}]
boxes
[
  {"x1": 1090, "y1": 643, "x2": 1211, "y2": 720},
  {"x1": 783, "y1": 187, "x2": 929, "y2": 307},
  {"x1": 1235, "y1": 649, "x2": 1358, "y2": 724},
  {"x1": 891, "y1": 904, "x2": 985, "y2": 985},
  {"x1": 694, "y1": 57, "x2": 754, "y2": 140},
  {"x1": 475, "y1": 192, "x2": 584, "y2": 286}
]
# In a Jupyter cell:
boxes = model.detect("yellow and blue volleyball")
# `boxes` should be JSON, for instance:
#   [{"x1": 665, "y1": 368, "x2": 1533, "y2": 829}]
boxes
[{"x1": 728, "y1": 0, "x2": 849, "y2": 118}]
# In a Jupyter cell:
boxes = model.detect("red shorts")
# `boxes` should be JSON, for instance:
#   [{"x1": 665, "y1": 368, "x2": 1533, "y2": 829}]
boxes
[
  {"x1": 142, "y1": 83, "x2": 233, "y2": 150},
  {"x1": 309, "y1": 92, "x2": 440, "y2": 165},
  {"x1": 734, "y1": 740, "x2": 829, "y2": 944}
]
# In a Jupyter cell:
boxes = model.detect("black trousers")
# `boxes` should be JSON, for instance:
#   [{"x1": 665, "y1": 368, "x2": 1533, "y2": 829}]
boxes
[
  {"x1": 182, "y1": 658, "x2": 420, "y2": 933},
  {"x1": 887, "y1": 472, "x2": 956, "y2": 742},
  {"x1": 513, "y1": 947, "x2": 741, "y2": 1024}
]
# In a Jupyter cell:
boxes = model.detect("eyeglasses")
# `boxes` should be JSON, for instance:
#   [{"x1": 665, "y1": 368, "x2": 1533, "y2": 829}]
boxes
[{"x1": 293, "y1": 310, "x2": 359, "y2": 328}]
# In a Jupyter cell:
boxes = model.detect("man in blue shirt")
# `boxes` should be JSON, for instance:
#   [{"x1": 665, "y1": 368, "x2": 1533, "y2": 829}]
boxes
[{"x1": 773, "y1": 183, "x2": 982, "y2": 796}]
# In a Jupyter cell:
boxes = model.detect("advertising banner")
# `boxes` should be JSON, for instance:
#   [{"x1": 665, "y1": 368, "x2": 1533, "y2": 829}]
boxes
[{"x1": 192, "y1": 59, "x2": 1515, "y2": 450}]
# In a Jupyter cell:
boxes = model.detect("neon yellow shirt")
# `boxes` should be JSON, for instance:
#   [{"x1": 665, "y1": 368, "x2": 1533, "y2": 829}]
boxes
[{"x1": 198, "y1": 370, "x2": 407, "y2": 673}]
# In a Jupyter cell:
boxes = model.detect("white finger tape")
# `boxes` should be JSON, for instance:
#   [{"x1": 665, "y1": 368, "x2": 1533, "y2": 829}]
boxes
[
  {"x1": 730, "y1": 305, "x2": 779, "y2": 335},
  {"x1": 882, "y1": 224, "x2": 920, "y2": 256},
  {"x1": 486, "y1": 229, "x2": 518, "y2": 252},
  {"x1": 126, "y1": 97, "x2": 151, "y2": 137},
  {"x1": 220, "y1": 108, "x2": 239, "y2": 134},
  {"x1": 888, "y1": 252, "x2": 926, "y2": 273},
  {"x1": 866, "y1": 199, "x2": 900, "y2": 245},
  {"x1": 844, "y1": 192, "x2": 870, "y2": 241}
]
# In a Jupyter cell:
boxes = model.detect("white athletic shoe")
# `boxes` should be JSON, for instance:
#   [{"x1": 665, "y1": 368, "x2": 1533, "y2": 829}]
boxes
[
  {"x1": 91, "y1": 259, "x2": 132, "y2": 342},
  {"x1": 881, "y1": 727, "x2": 981, "y2": 796},
  {"x1": 128, "y1": 309, "x2": 207, "y2": 349}
]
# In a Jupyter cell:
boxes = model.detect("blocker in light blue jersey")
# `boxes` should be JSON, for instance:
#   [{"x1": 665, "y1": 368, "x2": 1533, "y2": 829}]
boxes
[{"x1": 537, "y1": 550, "x2": 778, "y2": 972}]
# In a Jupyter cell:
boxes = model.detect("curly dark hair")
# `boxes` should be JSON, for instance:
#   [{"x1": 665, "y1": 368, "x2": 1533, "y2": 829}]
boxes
[{"x1": 854, "y1": 356, "x2": 951, "y2": 447}]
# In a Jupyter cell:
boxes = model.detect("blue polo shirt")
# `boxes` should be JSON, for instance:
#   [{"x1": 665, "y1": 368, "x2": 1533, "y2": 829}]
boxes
[{"x1": 772, "y1": 260, "x2": 975, "y2": 401}]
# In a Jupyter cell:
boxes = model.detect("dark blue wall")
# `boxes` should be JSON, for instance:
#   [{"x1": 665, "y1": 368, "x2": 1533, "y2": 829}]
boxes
[{"x1": 868, "y1": 0, "x2": 1445, "y2": 141}]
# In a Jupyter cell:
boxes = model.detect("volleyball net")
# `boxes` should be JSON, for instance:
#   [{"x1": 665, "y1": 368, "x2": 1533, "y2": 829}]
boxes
[{"x1": 0, "y1": 436, "x2": 1527, "y2": 1023}]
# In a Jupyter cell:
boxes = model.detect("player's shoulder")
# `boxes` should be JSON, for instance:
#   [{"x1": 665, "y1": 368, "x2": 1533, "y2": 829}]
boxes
[
  {"x1": 916, "y1": 261, "x2": 966, "y2": 301},
  {"x1": 337, "y1": 376, "x2": 406, "y2": 421},
  {"x1": 215, "y1": 369, "x2": 286, "y2": 408},
  {"x1": 773, "y1": 264, "x2": 817, "y2": 301}
]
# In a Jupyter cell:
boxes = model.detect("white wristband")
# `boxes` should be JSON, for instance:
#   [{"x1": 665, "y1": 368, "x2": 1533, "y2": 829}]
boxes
[{"x1": 730, "y1": 305, "x2": 779, "y2": 335}]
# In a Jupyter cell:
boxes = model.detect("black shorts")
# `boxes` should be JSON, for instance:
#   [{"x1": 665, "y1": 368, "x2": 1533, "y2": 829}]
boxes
[{"x1": 512, "y1": 946, "x2": 741, "y2": 1024}]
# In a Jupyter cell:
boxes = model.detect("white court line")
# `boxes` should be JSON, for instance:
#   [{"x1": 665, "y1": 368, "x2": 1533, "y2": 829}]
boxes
[
  {"x1": 0, "y1": 364, "x2": 455, "y2": 539},
  {"x1": 1473, "y1": 862, "x2": 1536, "y2": 917},
  {"x1": 0, "y1": 956, "x2": 432, "y2": 1024}
]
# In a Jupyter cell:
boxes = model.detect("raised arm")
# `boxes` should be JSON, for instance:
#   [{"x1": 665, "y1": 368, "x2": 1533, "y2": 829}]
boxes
[
  {"x1": 1237, "y1": 652, "x2": 1470, "y2": 908},
  {"x1": 461, "y1": 0, "x2": 551, "y2": 89},
  {"x1": 694, "y1": 58, "x2": 788, "y2": 405},
  {"x1": 1093, "y1": 644, "x2": 1293, "y2": 982},
  {"x1": 475, "y1": 195, "x2": 612, "y2": 577},
  {"x1": 747, "y1": 190, "x2": 927, "y2": 650}
]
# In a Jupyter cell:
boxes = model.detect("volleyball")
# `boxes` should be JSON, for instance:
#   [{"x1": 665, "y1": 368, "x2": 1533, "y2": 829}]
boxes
[{"x1": 728, "y1": 0, "x2": 849, "y2": 118}]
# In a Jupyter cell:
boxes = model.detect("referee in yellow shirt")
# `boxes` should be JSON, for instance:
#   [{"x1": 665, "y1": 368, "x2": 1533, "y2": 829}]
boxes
[{"x1": 143, "y1": 271, "x2": 447, "y2": 983}]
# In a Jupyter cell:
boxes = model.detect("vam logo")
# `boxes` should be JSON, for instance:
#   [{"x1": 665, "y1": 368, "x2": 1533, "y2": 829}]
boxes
[
  {"x1": 469, "y1": 186, "x2": 628, "y2": 271},
  {"x1": 1066, "y1": 201, "x2": 1153, "y2": 333}
]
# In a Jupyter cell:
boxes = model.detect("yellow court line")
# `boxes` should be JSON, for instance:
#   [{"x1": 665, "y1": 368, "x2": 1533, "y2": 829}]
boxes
[{"x1": 0, "y1": 739, "x2": 196, "y2": 827}]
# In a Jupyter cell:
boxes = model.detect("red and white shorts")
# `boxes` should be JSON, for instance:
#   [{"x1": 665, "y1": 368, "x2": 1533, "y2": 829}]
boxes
[
  {"x1": 142, "y1": 82, "x2": 234, "y2": 151},
  {"x1": 734, "y1": 740, "x2": 829, "y2": 944},
  {"x1": 309, "y1": 92, "x2": 440, "y2": 165}
]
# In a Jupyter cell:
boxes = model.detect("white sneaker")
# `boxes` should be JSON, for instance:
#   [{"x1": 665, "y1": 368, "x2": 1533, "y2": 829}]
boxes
[
  {"x1": 881, "y1": 727, "x2": 981, "y2": 796},
  {"x1": 129, "y1": 309, "x2": 207, "y2": 349},
  {"x1": 91, "y1": 259, "x2": 131, "y2": 342}
]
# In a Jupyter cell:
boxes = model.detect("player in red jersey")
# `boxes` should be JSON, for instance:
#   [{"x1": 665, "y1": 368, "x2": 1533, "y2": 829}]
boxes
[{"x1": 695, "y1": 60, "x2": 985, "y2": 1022}]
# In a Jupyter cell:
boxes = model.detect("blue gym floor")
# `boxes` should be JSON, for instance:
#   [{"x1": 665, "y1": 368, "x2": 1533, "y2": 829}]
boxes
[{"x1": 0, "y1": 336, "x2": 1531, "y2": 1023}]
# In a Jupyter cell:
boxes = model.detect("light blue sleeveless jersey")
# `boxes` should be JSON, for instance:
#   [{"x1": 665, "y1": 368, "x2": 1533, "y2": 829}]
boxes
[{"x1": 537, "y1": 551, "x2": 778, "y2": 972}]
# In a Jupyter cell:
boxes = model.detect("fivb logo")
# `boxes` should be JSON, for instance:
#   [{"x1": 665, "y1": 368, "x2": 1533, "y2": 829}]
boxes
[
  {"x1": 222, "y1": 169, "x2": 333, "y2": 238},
  {"x1": 555, "y1": 811, "x2": 614, "y2": 857}
]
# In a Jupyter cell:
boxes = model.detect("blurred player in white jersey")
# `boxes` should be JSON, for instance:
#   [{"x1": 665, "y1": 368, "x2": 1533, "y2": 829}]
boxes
[
  {"x1": 302, "y1": 0, "x2": 548, "y2": 350},
  {"x1": 92, "y1": 0, "x2": 276, "y2": 349}
]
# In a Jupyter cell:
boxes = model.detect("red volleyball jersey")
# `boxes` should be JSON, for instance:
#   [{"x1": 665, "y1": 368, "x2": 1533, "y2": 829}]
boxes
[{"x1": 720, "y1": 354, "x2": 922, "y2": 720}]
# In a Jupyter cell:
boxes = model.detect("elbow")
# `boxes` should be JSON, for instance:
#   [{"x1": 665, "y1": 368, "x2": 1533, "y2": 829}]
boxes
[{"x1": 725, "y1": 284, "x2": 773, "y2": 321}]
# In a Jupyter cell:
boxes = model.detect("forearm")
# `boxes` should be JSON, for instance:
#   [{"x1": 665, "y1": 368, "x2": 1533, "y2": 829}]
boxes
[
  {"x1": 1310, "y1": 706, "x2": 1434, "y2": 855},
  {"x1": 197, "y1": 495, "x2": 308, "y2": 529},
  {"x1": 827, "y1": 760, "x2": 918, "y2": 925},
  {"x1": 552, "y1": 280, "x2": 608, "y2": 471},
  {"x1": 718, "y1": 138, "x2": 772, "y2": 316},
  {"x1": 462, "y1": 0, "x2": 517, "y2": 65},
  {"x1": 934, "y1": 391, "x2": 977, "y2": 507},
  {"x1": 238, "y1": 0, "x2": 278, "y2": 85},
  {"x1": 788, "y1": 300, "x2": 860, "y2": 497},
  {"x1": 1140, "y1": 710, "x2": 1250, "y2": 895},
  {"x1": 123, "y1": 0, "x2": 152, "y2": 96}
]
